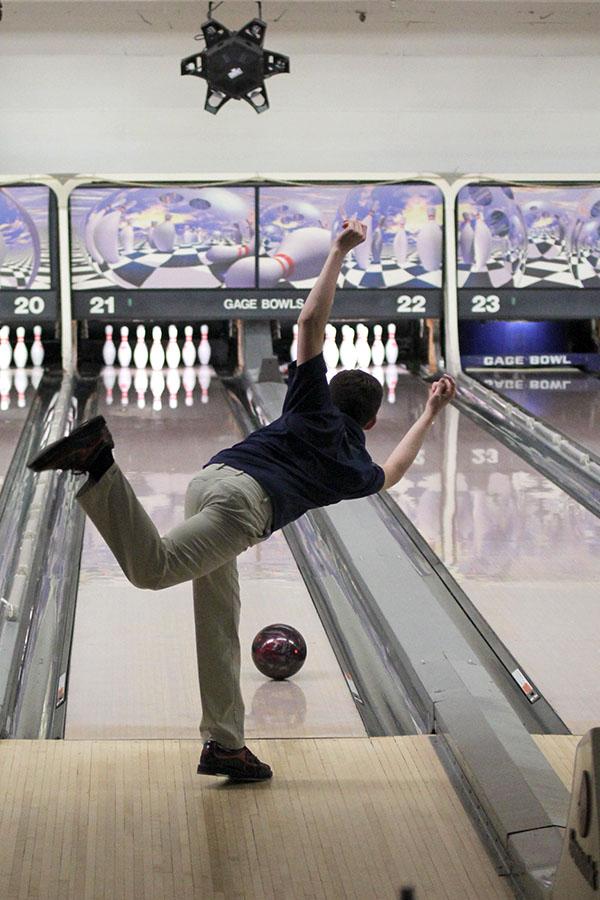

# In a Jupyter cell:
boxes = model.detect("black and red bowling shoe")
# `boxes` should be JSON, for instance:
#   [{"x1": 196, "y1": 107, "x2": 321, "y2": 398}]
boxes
[{"x1": 197, "y1": 740, "x2": 273, "y2": 782}]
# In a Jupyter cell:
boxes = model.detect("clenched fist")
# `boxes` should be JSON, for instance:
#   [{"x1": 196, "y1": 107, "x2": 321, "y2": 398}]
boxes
[
  {"x1": 425, "y1": 375, "x2": 456, "y2": 418},
  {"x1": 333, "y1": 218, "x2": 367, "y2": 255}
]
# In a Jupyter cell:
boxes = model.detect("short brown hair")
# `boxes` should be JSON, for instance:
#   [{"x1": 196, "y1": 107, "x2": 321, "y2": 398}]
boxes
[{"x1": 329, "y1": 369, "x2": 383, "y2": 427}]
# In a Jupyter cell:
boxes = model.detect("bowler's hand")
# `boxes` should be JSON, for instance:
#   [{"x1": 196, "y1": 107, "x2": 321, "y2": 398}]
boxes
[
  {"x1": 425, "y1": 375, "x2": 456, "y2": 418},
  {"x1": 333, "y1": 218, "x2": 367, "y2": 255}
]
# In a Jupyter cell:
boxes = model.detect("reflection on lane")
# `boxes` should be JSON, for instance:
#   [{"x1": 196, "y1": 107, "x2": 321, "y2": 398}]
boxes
[
  {"x1": 479, "y1": 368, "x2": 600, "y2": 458},
  {"x1": 0, "y1": 369, "x2": 40, "y2": 491},
  {"x1": 366, "y1": 370, "x2": 600, "y2": 733}
]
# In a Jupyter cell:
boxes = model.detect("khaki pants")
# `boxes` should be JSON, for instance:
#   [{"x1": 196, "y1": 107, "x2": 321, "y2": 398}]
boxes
[{"x1": 77, "y1": 463, "x2": 273, "y2": 749}]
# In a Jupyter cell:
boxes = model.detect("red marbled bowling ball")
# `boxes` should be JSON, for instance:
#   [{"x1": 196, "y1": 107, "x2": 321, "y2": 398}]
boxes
[{"x1": 251, "y1": 623, "x2": 307, "y2": 680}]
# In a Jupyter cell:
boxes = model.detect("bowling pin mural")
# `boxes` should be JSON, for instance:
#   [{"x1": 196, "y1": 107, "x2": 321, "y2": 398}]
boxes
[
  {"x1": 121, "y1": 220, "x2": 135, "y2": 255},
  {"x1": 459, "y1": 213, "x2": 474, "y2": 265},
  {"x1": 473, "y1": 213, "x2": 492, "y2": 272},
  {"x1": 93, "y1": 210, "x2": 122, "y2": 265},
  {"x1": 352, "y1": 213, "x2": 373, "y2": 270},
  {"x1": 0, "y1": 230, "x2": 6, "y2": 268},
  {"x1": 224, "y1": 227, "x2": 332, "y2": 288},
  {"x1": 393, "y1": 217, "x2": 408, "y2": 267},
  {"x1": 371, "y1": 218, "x2": 384, "y2": 264},
  {"x1": 416, "y1": 207, "x2": 442, "y2": 271},
  {"x1": 153, "y1": 214, "x2": 176, "y2": 253}
]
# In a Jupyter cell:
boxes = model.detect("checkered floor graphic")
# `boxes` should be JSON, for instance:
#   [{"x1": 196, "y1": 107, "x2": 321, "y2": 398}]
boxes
[
  {"x1": 72, "y1": 241, "x2": 442, "y2": 292},
  {"x1": 0, "y1": 248, "x2": 51, "y2": 290},
  {"x1": 458, "y1": 237, "x2": 600, "y2": 289}
]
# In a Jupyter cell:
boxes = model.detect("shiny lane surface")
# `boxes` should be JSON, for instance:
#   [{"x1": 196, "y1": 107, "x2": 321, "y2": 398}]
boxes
[
  {"x1": 0, "y1": 370, "x2": 37, "y2": 490},
  {"x1": 65, "y1": 368, "x2": 366, "y2": 740},
  {"x1": 366, "y1": 370, "x2": 600, "y2": 734},
  {"x1": 478, "y1": 368, "x2": 600, "y2": 458}
]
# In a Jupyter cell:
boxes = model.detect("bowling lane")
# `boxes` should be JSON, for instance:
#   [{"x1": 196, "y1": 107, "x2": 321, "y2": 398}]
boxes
[
  {"x1": 366, "y1": 368, "x2": 600, "y2": 734},
  {"x1": 65, "y1": 367, "x2": 366, "y2": 740},
  {"x1": 477, "y1": 367, "x2": 600, "y2": 458},
  {"x1": 0, "y1": 369, "x2": 38, "y2": 492}
]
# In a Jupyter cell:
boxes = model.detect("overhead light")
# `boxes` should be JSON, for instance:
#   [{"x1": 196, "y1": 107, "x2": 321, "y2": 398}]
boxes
[{"x1": 181, "y1": 2, "x2": 290, "y2": 115}]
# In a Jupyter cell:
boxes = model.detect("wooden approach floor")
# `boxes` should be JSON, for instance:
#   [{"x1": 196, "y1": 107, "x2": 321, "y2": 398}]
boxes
[
  {"x1": 0, "y1": 735, "x2": 582, "y2": 900},
  {"x1": 0, "y1": 735, "x2": 526, "y2": 900}
]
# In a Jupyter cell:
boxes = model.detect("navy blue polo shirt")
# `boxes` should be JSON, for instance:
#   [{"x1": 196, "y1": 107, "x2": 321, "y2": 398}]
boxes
[{"x1": 208, "y1": 353, "x2": 385, "y2": 532}]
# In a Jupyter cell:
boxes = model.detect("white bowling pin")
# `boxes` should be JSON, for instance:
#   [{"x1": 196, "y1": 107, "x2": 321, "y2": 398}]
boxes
[
  {"x1": 393, "y1": 219, "x2": 408, "y2": 267},
  {"x1": 118, "y1": 367, "x2": 132, "y2": 406},
  {"x1": 102, "y1": 366, "x2": 116, "y2": 406},
  {"x1": 323, "y1": 324, "x2": 339, "y2": 370},
  {"x1": 371, "y1": 221, "x2": 383, "y2": 264},
  {"x1": 134, "y1": 368, "x2": 148, "y2": 409},
  {"x1": 0, "y1": 327, "x2": 11, "y2": 370},
  {"x1": 149, "y1": 326, "x2": 165, "y2": 371},
  {"x1": 153, "y1": 217, "x2": 176, "y2": 253},
  {"x1": 13, "y1": 327, "x2": 28, "y2": 369},
  {"x1": 385, "y1": 324, "x2": 399, "y2": 365},
  {"x1": 197, "y1": 324, "x2": 211, "y2": 366},
  {"x1": 353, "y1": 214, "x2": 373, "y2": 270},
  {"x1": 166, "y1": 368, "x2": 181, "y2": 408},
  {"x1": 198, "y1": 366, "x2": 211, "y2": 404},
  {"x1": 183, "y1": 226, "x2": 192, "y2": 246},
  {"x1": 473, "y1": 214, "x2": 492, "y2": 272},
  {"x1": 31, "y1": 367, "x2": 43, "y2": 390},
  {"x1": 150, "y1": 370, "x2": 165, "y2": 411},
  {"x1": 182, "y1": 367, "x2": 196, "y2": 406},
  {"x1": 416, "y1": 209, "x2": 442, "y2": 271},
  {"x1": 14, "y1": 370, "x2": 28, "y2": 408},
  {"x1": 224, "y1": 227, "x2": 332, "y2": 288},
  {"x1": 0, "y1": 369, "x2": 11, "y2": 410},
  {"x1": 356, "y1": 324, "x2": 372, "y2": 369},
  {"x1": 182, "y1": 326, "x2": 196, "y2": 368},
  {"x1": 133, "y1": 325, "x2": 148, "y2": 369},
  {"x1": 290, "y1": 324, "x2": 298, "y2": 363},
  {"x1": 385, "y1": 364, "x2": 398, "y2": 403},
  {"x1": 103, "y1": 325, "x2": 117, "y2": 366},
  {"x1": 122, "y1": 221, "x2": 135, "y2": 255},
  {"x1": 166, "y1": 325, "x2": 181, "y2": 369},
  {"x1": 117, "y1": 326, "x2": 132, "y2": 367},
  {"x1": 93, "y1": 210, "x2": 122, "y2": 265},
  {"x1": 371, "y1": 324, "x2": 385, "y2": 367},
  {"x1": 339, "y1": 326, "x2": 357, "y2": 369},
  {"x1": 459, "y1": 216, "x2": 475, "y2": 265},
  {"x1": 206, "y1": 244, "x2": 250, "y2": 265},
  {"x1": 31, "y1": 325, "x2": 44, "y2": 367}
]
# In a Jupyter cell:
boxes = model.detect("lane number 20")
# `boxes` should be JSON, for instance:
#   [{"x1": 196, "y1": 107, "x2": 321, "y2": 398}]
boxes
[{"x1": 14, "y1": 296, "x2": 46, "y2": 315}]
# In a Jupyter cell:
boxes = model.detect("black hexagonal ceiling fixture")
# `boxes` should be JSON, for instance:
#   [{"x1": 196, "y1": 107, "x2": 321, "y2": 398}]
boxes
[{"x1": 180, "y1": 5, "x2": 289, "y2": 115}]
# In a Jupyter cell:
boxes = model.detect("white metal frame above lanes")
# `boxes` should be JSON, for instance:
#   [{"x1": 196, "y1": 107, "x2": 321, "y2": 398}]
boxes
[
  {"x1": 61, "y1": 171, "x2": 452, "y2": 371},
  {"x1": 0, "y1": 175, "x2": 71, "y2": 373},
  {"x1": 445, "y1": 172, "x2": 600, "y2": 379}
]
